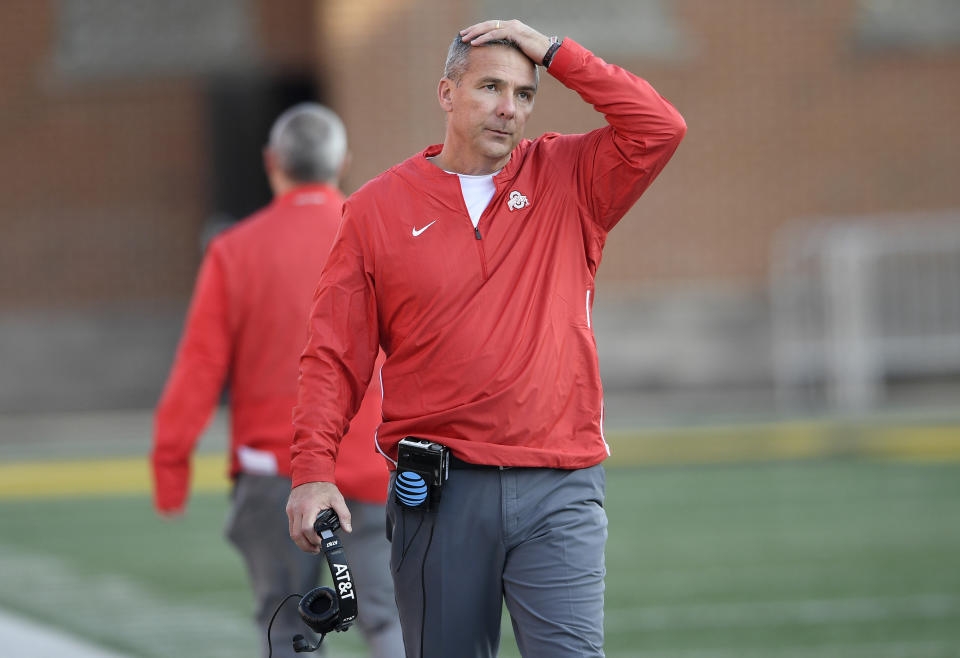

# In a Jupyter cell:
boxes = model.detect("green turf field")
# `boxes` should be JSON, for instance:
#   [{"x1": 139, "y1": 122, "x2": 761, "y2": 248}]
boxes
[{"x1": 1, "y1": 459, "x2": 959, "y2": 657}]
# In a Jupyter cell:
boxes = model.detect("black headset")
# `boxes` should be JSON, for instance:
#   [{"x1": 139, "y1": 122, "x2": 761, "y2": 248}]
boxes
[{"x1": 267, "y1": 509, "x2": 358, "y2": 655}]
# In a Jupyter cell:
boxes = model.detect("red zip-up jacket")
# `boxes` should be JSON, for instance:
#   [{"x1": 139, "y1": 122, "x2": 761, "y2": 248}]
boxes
[
  {"x1": 292, "y1": 40, "x2": 685, "y2": 486},
  {"x1": 152, "y1": 184, "x2": 389, "y2": 512}
]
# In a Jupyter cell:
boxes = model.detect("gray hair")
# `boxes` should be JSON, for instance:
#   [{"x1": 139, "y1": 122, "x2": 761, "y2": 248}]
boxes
[
  {"x1": 443, "y1": 34, "x2": 539, "y2": 88},
  {"x1": 267, "y1": 103, "x2": 346, "y2": 184}
]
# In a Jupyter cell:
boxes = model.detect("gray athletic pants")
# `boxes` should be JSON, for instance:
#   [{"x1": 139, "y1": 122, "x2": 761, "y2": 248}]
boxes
[
  {"x1": 386, "y1": 464, "x2": 607, "y2": 658},
  {"x1": 226, "y1": 474, "x2": 404, "y2": 658}
]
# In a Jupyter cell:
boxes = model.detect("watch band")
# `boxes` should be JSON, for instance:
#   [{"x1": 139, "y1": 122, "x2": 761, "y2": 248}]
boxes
[{"x1": 542, "y1": 36, "x2": 563, "y2": 68}]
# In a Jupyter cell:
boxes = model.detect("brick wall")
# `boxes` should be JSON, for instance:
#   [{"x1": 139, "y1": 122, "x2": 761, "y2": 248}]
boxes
[
  {"x1": 3, "y1": 1, "x2": 957, "y2": 307},
  {"x1": 0, "y1": 0, "x2": 316, "y2": 308},
  {"x1": 0, "y1": 3, "x2": 208, "y2": 307}
]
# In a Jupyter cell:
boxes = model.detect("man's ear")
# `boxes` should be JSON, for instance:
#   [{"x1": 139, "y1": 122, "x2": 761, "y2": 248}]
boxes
[
  {"x1": 262, "y1": 146, "x2": 276, "y2": 177},
  {"x1": 262, "y1": 146, "x2": 287, "y2": 197},
  {"x1": 337, "y1": 150, "x2": 352, "y2": 184},
  {"x1": 438, "y1": 78, "x2": 455, "y2": 112}
]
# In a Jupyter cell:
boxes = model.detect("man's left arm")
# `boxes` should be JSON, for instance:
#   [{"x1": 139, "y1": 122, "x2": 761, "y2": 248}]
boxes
[
  {"x1": 463, "y1": 20, "x2": 687, "y2": 231},
  {"x1": 152, "y1": 242, "x2": 233, "y2": 515},
  {"x1": 546, "y1": 38, "x2": 686, "y2": 231}
]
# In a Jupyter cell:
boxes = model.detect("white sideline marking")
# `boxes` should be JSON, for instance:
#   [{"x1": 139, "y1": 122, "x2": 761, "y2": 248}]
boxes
[
  {"x1": 0, "y1": 546, "x2": 256, "y2": 658},
  {"x1": 0, "y1": 608, "x2": 132, "y2": 658},
  {"x1": 0, "y1": 545, "x2": 372, "y2": 658},
  {"x1": 603, "y1": 640, "x2": 958, "y2": 658}
]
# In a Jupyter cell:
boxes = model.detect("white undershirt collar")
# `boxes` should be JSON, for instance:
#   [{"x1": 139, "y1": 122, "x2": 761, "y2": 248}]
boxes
[{"x1": 427, "y1": 158, "x2": 500, "y2": 228}]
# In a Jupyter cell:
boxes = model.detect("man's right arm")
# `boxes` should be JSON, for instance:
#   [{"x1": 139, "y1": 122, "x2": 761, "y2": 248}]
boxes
[
  {"x1": 152, "y1": 242, "x2": 232, "y2": 515},
  {"x1": 288, "y1": 202, "x2": 379, "y2": 550}
]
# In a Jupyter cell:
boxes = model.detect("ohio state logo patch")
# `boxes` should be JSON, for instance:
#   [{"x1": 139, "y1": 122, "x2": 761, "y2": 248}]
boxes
[{"x1": 507, "y1": 190, "x2": 530, "y2": 211}]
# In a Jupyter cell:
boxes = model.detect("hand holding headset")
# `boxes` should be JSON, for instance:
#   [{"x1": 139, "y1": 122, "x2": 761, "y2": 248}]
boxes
[{"x1": 267, "y1": 509, "x2": 358, "y2": 655}]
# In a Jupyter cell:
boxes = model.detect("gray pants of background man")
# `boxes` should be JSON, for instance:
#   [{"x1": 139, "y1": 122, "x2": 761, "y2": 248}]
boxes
[
  {"x1": 227, "y1": 474, "x2": 405, "y2": 658},
  {"x1": 386, "y1": 464, "x2": 608, "y2": 658}
]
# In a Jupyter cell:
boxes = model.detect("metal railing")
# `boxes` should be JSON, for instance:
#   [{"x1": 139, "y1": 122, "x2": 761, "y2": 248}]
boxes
[{"x1": 771, "y1": 210, "x2": 960, "y2": 411}]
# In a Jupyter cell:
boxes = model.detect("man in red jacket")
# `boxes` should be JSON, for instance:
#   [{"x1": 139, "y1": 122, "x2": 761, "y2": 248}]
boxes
[
  {"x1": 287, "y1": 19, "x2": 686, "y2": 658},
  {"x1": 152, "y1": 104, "x2": 403, "y2": 658}
]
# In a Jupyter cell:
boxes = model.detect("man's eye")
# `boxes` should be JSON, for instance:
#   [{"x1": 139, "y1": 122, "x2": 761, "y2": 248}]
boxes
[
  {"x1": 484, "y1": 84, "x2": 497, "y2": 91},
  {"x1": 518, "y1": 92, "x2": 529, "y2": 101}
]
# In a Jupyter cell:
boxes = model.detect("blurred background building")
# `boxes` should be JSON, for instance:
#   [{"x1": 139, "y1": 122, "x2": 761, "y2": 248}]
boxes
[{"x1": 2, "y1": 0, "x2": 959, "y2": 420}]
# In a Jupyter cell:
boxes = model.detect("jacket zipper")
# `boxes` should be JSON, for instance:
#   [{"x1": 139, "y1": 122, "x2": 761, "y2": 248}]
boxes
[
  {"x1": 460, "y1": 178, "x2": 491, "y2": 280},
  {"x1": 473, "y1": 223, "x2": 488, "y2": 280}
]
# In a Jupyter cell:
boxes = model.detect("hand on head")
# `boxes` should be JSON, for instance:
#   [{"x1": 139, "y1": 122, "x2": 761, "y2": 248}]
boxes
[{"x1": 460, "y1": 19, "x2": 552, "y2": 66}]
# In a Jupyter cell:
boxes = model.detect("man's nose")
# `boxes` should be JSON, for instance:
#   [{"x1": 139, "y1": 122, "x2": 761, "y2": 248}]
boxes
[{"x1": 497, "y1": 94, "x2": 516, "y2": 119}]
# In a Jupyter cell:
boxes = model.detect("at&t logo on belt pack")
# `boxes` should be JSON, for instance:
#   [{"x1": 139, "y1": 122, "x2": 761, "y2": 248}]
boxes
[{"x1": 394, "y1": 438, "x2": 449, "y2": 511}]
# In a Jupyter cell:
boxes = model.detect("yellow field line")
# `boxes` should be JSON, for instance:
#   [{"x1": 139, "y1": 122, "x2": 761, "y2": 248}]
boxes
[
  {"x1": 1, "y1": 423, "x2": 959, "y2": 499},
  {"x1": 605, "y1": 423, "x2": 960, "y2": 466},
  {"x1": 0, "y1": 454, "x2": 229, "y2": 499}
]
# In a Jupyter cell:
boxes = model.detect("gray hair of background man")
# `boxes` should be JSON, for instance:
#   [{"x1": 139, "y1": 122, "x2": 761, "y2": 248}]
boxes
[
  {"x1": 267, "y1": 103, "x2": 347, "y2": 184},
  {"x1": 443, "y1": 34, "x2": 540, "y2": 88}
]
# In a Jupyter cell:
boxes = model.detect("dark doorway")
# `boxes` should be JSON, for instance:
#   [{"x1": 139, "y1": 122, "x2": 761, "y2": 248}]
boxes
[{"x1": 206, "y1": 74, "x2": 321, "y2": 224}]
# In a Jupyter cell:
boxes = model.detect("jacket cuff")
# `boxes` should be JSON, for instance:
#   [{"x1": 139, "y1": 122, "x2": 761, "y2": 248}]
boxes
[
  {"x1": 152, "y1": 459, "x2": 189, "y2": 512},
  {"x1": 290, "y1": 461, "x2": 338, "y2": 489},
  {"x1": 545, "y1": 38, "x2": 585, "y2": 80}
]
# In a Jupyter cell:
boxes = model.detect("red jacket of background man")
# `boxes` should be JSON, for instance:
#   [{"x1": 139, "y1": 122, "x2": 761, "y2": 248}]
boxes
[
  {"x1": 152, "y1": 184, "x2": 389, "y2": 512},
  {"x1": 291, "y1": 40, "x2": 686, "y2": 486}
]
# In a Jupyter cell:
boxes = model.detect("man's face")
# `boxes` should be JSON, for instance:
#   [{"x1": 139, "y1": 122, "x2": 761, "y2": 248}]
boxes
[{"x1": 440, "y1": 45, "x2": 537, "y2": 172}]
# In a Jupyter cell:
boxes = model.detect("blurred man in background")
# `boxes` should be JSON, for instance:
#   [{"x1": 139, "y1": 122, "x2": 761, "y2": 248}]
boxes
[
  {"x1": 286, "y1": 19, "x2": 685, "y2": 658},
  {"x1": 151, "y1": 103, "x2": 403, "y2": 658}
]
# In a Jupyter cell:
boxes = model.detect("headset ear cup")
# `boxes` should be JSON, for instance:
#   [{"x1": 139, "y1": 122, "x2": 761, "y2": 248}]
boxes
[{"x1": 298, "y1": 587, "x2": 340, "y2": 634}]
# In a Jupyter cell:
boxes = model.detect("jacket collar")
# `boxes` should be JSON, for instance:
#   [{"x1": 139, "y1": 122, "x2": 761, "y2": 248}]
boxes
[
  {"x1": 273, "y1": 183, "x2": 343, "y2": 208},
  {"x1": 410, "y1": 143, "x2": 527, "y2": 184}
]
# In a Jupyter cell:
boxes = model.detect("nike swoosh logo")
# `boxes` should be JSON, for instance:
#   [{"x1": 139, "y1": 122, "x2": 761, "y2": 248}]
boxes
[{"x1": 412, "y1": 220, "x2": 437, "y2": 237}]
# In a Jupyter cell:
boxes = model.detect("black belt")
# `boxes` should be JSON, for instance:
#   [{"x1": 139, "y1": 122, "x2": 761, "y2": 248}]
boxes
[{"x1": 448, "y1": 455, "x2": 506, "y2": 470}]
